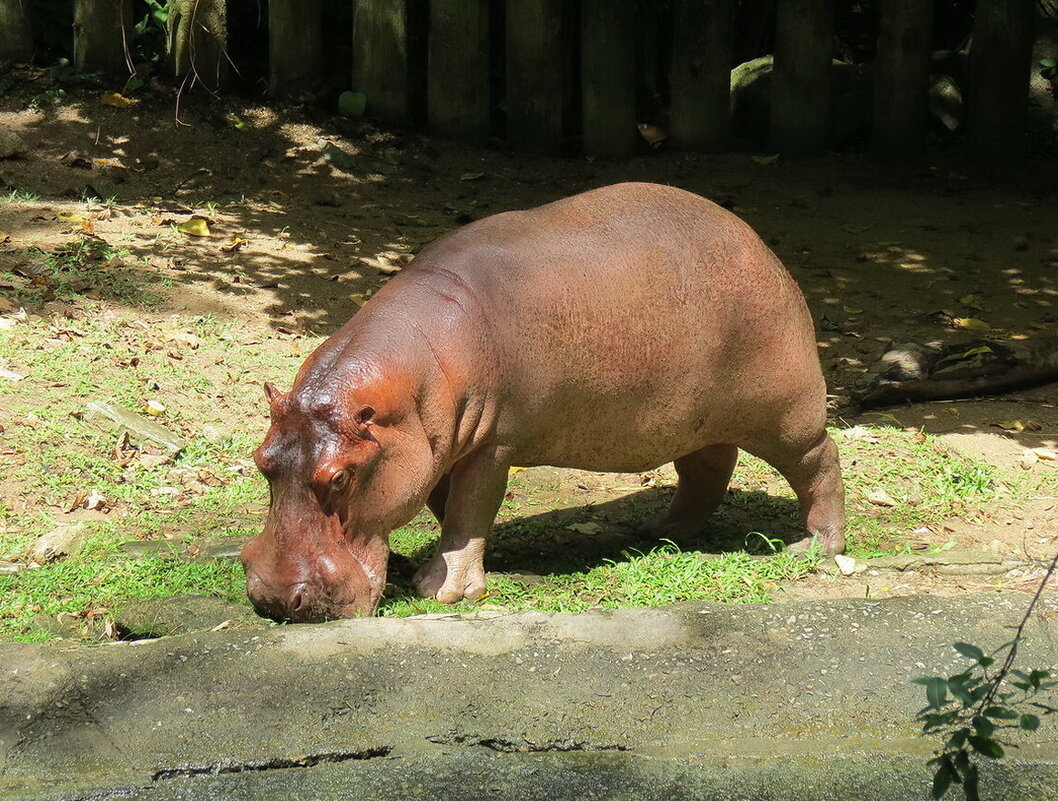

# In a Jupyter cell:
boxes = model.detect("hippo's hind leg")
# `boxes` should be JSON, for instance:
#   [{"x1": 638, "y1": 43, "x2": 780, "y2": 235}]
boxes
[
  {"x1": 413, "y1": 448, "x2": 509, "y2": 604},
  {"x1": 643, "y1": 444, "x2": 738, "y2": 542},
  {"x1": 426, "y1": 473, "x2": 451, "y2": 524},
  {"x1": 746, "y1": 431, "x2": 845, "y2": 555}
]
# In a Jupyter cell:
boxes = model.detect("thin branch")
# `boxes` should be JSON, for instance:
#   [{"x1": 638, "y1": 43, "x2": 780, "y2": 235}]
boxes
[{"x1": 979, "y1": 548, "x2": 1058, "y2": 712}]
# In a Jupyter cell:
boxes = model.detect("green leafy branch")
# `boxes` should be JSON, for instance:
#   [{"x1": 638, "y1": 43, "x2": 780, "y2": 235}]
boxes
[{"x1": 914, "y1": 550, "x2": 1058, "y2": 800}]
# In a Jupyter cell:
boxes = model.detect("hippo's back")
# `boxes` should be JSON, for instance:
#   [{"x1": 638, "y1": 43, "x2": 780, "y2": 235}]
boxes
[{"x1": 401, "y1": 182, "x2": 825, "y2": 469}]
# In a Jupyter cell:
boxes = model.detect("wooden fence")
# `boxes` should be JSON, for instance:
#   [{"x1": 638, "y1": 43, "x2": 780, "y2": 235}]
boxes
[{"x1": 0, "y1": 0, "x2": 1041, "y2": 158}]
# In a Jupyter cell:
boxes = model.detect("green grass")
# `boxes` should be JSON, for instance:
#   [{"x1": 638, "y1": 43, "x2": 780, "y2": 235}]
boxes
[
  {"x1": 0, "y1": 272, "x2": 1050, "y2": 641},
  {"x1": 1, "y1": 538, "x2": 245, "y2": 643},
  {"x1": 15, "y1": 237, "x2": 165, "y2": 307},
  {"x1": 0, "y1": 298, "x2": 311, "y2": 641},
  {"x1": 380, "y1": 542, "x2": 820, "y2": 618},
  {"x1": 840, "y1": 431, "x2": 1008, "y2": 555},
  {"x1": 3, "y1": 188, "x2": 41, "y2": 204}
]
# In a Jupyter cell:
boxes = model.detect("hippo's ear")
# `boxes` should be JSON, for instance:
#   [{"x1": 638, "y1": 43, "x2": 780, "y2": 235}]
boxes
[
  {"x1": 263, "y1": 382, "x2": 285, "y2": 405},
  {"x1": 355, "y1": 406, "x2": 377, "y2": 441}
]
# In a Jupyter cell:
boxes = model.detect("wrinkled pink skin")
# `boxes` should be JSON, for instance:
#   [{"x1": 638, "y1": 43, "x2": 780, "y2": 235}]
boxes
[{"x1": 241, "y1": 182, "x2": 845, "y2": 623}]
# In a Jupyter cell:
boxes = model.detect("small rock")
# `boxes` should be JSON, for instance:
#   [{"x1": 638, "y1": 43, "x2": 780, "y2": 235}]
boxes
[
  {"x1": 84, "y1": 400, "x2": 188, "y2": 455},
  {"x1": 0, "y1": 130, "x2": 28, "y2": 160},
  {"x1": 113, "y1": 595, "x2": 263, "y2": 639},
  {"x1": 834, "y1": 554, "x2": 859, "y2": 575},
  {"x1": 29, "y1": 522, "x2": 88, "y2": 563},
  {"x1": 30, "y1": 613, "x2": 84, "y2": 639}
]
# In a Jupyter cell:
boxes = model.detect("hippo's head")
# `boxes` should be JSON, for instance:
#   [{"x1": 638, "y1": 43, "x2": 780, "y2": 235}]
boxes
[{"x1": 241, "y1": 375, "x2": 434, "y2": 623}]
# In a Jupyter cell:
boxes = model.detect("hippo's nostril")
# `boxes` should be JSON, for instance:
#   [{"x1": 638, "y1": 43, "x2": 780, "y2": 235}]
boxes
[{"x1": 289, "y1": 583, "x2": 309, "y2": 613}]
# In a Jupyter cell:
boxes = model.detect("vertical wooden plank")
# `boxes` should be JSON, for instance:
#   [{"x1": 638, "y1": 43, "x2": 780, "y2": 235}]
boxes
[
  {"x1": 580, "y1": 0, "x2": 637, "y2": 158},
  {"x1": 872, "y1": 0, "x2": 933, "y2": 159},
  {"x1": 428, "y1": 0, "x2": 491, "y2": 145},
  {"x1": 506, "y1": 0, "x2": 564, "y2": 153},
  {"x1": 670, "y1": 0, "x2": 734, "y2": 152},
  {"x1": 169, "y1": 0, "x2": 228, "y2": 92},
  {"x1": 73, "y1": 0, "x2": 133, "y2": 74},
  {"x1": 354, "y1": 0, "x2": 412, "y2": 123},
  {"x1": 770, "y1": 0, "x2": 835, "y2": 155},
  {"x1": 967, "y1": 0, "x2": 1036, "y2": 156},
  {"x1": 0, "y1": 0, "x2": 33, "y2": 63},
  {"x1": 268, "y1": 0, "x2": 322, "y2": 98}
]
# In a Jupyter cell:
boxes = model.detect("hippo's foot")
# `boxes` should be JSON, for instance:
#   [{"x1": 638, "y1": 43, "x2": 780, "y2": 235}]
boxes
[
  {"x1": 788, "y1": 528, "x2": 845, "y2": 557},
  {"x1": 413, "y1": 553, "x2": 487, "y2": 604}
]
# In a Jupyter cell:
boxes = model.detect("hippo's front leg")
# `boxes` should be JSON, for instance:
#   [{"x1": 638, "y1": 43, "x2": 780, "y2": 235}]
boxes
[{"x1": 414, "y1": 447, "x2": 510, "y2": 603}]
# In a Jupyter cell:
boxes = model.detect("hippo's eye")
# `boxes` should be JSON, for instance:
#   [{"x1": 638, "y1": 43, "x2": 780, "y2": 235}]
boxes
[{"x1": 330, "y1": 469, "x2": 350, "y2": 489}]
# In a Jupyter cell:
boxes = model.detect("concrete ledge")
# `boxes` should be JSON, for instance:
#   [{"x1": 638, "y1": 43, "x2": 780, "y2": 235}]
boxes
[{"x1": 1, "y1": 595, "x2": 1056, "y2": 800}]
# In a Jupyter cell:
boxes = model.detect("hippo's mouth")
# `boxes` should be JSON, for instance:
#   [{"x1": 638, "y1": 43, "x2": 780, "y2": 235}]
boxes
[{"x1": 254, "y1": 594, "x2": 376, "y2": 624}]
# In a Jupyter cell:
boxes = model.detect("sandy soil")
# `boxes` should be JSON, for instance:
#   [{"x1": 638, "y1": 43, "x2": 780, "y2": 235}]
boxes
[{"x1": 1, "y1": 73, "x2": 1057, "y2": 603}]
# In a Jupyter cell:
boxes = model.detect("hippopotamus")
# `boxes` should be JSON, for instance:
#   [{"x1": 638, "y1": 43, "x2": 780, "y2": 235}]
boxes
[{"x1": 241, "y1": 182, "x2": 845, "y2": 623}]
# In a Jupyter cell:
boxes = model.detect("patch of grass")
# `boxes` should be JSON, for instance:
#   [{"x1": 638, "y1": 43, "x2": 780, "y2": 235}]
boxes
[
  {"x1": 13, "y1": 237, "x2": 165, "y2": 307},
  {"x1": 0, "y1": 303, "x2": 314, "y2": 641},
  {"x1": 3, "y1": 188, "x2": 41, "y2": 204},
  {"x1": 836, "y1": 428, "x2": 1007, "y2": 554},
  {"x1": 0, "y1": 535, "x2": 246, "y2": 642},
  {"x1": 380, "y1": 542, "x2": 819, "y2": 618}
]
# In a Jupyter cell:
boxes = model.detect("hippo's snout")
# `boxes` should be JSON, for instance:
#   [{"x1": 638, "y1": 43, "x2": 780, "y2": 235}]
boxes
[
  {"x1": 246, "y1": 577, "x2": 325, "y2": 623},
  {"x1": 244, "y1": 570, "x2": 371, "y2": 623},
  {"x1": 241, "y1": 535, "x2": 378, "y2": 623}
]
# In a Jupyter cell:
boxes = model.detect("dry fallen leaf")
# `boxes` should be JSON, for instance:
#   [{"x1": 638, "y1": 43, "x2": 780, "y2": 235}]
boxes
[
  {"x1": 221, "y1": 237, "x2": 246, "y2": 253},
  {"x1": 177, "y1": 217, "x2": 211, "y2": 237},
  {"x1": 841, "y1": 426, "x2": 880, "y2": 444},
  {"x1": 952, "y1": 317, "x2": 990, "y2": 331},
  {"x1": 84, "y1": 490, "x2": 106, "y2": 511},
  {"x1": 865, "y1": 488, "x2": 899, "y2": 507},
  {"x1": 993, "y1": 420, "x2": 1025, "y2": 432},
  {"x1": 100, "y1": 92, "x2": 134, "y2": 108}
]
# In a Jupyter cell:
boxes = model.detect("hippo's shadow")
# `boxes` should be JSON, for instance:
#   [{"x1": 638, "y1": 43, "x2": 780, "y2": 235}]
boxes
[{"x1": 397, "y1": 486, "x2": 805, "y2": 579}]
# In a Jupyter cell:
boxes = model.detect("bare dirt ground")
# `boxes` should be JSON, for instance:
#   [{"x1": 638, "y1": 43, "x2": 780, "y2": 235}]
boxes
[{"x1": 1, "y1": 72, "x2": 1057, "y2": 606}]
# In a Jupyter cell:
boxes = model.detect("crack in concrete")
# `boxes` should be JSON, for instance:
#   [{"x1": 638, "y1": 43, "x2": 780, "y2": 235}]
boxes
[
  {"x1": 65, "y1": 790, "x2": 154, "y2": 801},
  {"x1": 427, "y1": 733, "x2": 630, "y2": 753},
  {"x1": 151, "y1": 747, "x2": 392, "y2": 781}
]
